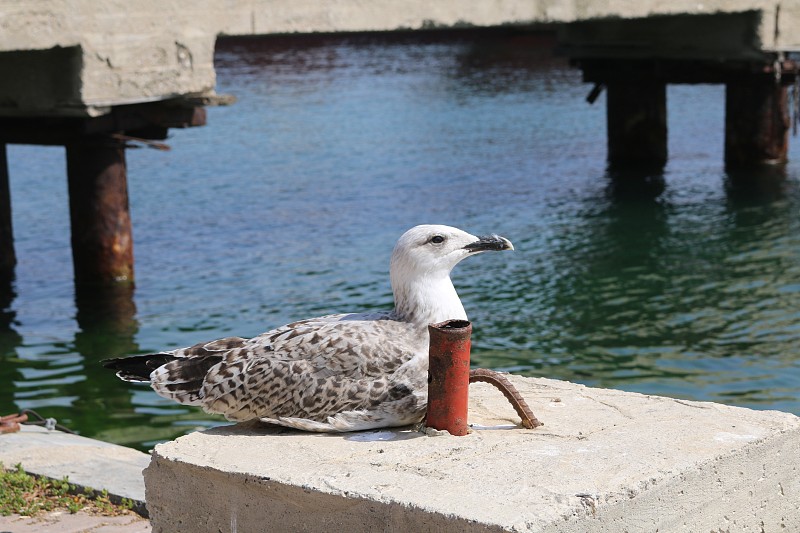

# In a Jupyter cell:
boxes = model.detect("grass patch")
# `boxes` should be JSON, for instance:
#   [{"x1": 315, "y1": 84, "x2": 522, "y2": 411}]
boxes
[{"x1": 0, "y1": 463, "x2": 136, "y2": 517}]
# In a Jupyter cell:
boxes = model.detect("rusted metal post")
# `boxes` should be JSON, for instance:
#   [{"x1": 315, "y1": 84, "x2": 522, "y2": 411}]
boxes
[
  {"x1": 426, "y1": 319, "x2": 472, "y2": 436},
  {"x1": 606, "y1": 81, "x2": 668, "y2": 169},
  {"x1": 725, "y1": 79, "x2": 790, "y2": 167},
  {"x1": 66, "y1": 136, "x2": 134, "y2": 286},
  {"x1": 0, "y1": 143, "x2": 15, "y2": 281}
]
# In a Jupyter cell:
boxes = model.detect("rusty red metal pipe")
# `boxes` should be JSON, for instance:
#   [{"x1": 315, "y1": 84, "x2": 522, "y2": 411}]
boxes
[{"x1": 426, "y1": 319, "x2": 472, "y2": 436}]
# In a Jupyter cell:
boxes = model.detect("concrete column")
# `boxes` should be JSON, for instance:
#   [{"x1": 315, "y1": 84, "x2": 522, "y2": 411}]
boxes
[
  {"x1": 0, "y1": 143, "x2": 14, "y2": 281},
  {"x1": 66, "y1": 137, "x2": 134, "y2": 286},
  {"x1": 725, "y1": 79, "x2": 790, "y2": 167},
  {"x1": 606, "y1": 81, "x2": 668, "y2": 169}
]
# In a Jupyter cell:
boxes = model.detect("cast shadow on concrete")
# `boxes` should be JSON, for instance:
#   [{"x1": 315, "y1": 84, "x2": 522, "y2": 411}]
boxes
[{"x1": 201, "y1": 419, "x2": 425, "y2": 442}]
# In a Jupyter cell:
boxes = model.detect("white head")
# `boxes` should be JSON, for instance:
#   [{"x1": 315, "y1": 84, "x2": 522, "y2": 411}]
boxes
[{"x1": 389, "y1": 224, "x2": 513, "y2": 325}]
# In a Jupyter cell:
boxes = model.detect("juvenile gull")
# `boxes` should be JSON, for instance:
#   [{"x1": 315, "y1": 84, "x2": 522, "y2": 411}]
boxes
[{"x1": 104, "y1": 224, "x2": 513, "y2": 432}]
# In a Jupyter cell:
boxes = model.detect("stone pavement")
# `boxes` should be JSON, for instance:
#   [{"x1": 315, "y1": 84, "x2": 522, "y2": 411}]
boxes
[
  {"x1": 0, "y1": 426, "x2": 149, "y2": 515},
  {"x1": 0, "y1": 425, "x2": 151, "y2": 532},
  {"x1": 0, "y1": 511, "x2": 150, "y2": 533}
]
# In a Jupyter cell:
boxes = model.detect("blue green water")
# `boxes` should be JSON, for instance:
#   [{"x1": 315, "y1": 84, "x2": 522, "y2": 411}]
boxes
[{"x1": 2, "y1": 33, "x2": 799, "y2": 451}]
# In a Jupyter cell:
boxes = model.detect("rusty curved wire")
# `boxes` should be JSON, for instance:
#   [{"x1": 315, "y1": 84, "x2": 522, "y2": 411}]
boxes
[
  {"x1": 0, "y1": 410, "x2": 76, "y2": 435},
  {"x1": 469, "y1": 368, "x2": 543, "y2": 429},
  {"x1": 0, "y1": 412, "x2": 27, "y2": 434}
]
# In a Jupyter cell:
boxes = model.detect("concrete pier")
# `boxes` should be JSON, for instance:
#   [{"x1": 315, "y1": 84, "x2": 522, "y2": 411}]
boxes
[
  {"x1": 145, "y1": 375, "x2": 800, "y2": 532},
  {"x1": 562, "y1": 10, "x2": 800, "y2": 170}
]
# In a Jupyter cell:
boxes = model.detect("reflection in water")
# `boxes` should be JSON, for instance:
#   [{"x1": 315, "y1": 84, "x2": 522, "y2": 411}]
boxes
[
  {"x1": 71, "y1": 283, "x2": 141, "y2": 445},
  {"x1": 725, "y1": 164, "x2": 791, "y2": 204},
  {"x1": 605, "y1": 167, "x2": 667, "y2": 199},
  {"x1": 74, "y1": 283, "x2": 139, "y2": 350},
  {"x1": 0, "y1": 275, "x2": 22, "y2": 416},
  {"x1": 0, "y1": 274, "x2": 19, "y2": 341}
]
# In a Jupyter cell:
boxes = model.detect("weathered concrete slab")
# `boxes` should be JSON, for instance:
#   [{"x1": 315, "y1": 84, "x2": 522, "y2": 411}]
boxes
[
  {"x1": 0, "y1": 425, "x2": 150, "y2": 512},
  {"x1": 145, "y1": 375, "x2": 800, "y2": 532}
]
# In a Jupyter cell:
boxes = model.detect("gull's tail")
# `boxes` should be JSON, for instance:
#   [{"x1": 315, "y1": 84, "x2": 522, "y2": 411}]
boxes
[
  {"x1": 103, "y1": 353, "x2": 224, "y2": 405},
  {"x1": 104, "y1": 336, "x2": 247, "y2": 404},
  {"x1": 103, "y1": 353, "x2": 178, "y2": 383}
]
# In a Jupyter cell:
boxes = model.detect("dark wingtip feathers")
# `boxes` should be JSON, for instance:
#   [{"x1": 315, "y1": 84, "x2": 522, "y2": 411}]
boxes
[{"x1": 102, "y1": 353, "x2": 179, "y2": 383}]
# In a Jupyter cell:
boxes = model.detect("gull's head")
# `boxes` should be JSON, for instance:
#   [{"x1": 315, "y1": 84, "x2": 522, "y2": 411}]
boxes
[
  {"x1": 391, "y1": 224, "x2": 513, "y2": 277},
  {"x1": 390, "y1": 225, "x2": 513, "y2": 321}
]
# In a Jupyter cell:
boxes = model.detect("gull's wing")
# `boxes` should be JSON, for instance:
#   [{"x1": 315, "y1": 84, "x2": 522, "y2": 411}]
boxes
[{"x1": 149, "y1": 313, "x2": 427, "y2": 424}]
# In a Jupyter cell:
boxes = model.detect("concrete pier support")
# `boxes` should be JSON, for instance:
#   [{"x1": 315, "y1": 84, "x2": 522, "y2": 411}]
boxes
[
  {"x1": 66, "y1": 138, "x2": 134, "y2": 286},
  {"x1": 0, "y1": 144, "x2": 14, "y2": 281},
  {"x1": 607, "y1": 81, "x2": 668, "y2": 169},
  {"x1": 0, "y1": 100, "x2": 206, "y2": 287},
  {"x1": 725, "y1": 79, "x2": 790, "y2": 167}
]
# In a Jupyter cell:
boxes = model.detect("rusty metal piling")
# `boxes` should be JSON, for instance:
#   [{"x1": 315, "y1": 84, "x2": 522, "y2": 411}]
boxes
[
  {"x1": 606, "y1": 80, "x2": 668, "y2": 169},
  {"x1": 0, "y1": 143, "x2": 14, "y2": 282},
  {"x1": 725, "y1": 79, "x2": 790, "y2": 167},
  {"x1": 66, "y1": 136, "x2": 134, "y2": 286}
]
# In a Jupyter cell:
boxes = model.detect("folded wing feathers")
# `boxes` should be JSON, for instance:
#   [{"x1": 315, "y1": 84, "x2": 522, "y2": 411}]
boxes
[{"x1": 141, "y1": 315, "x2": 425, "y2": 424}]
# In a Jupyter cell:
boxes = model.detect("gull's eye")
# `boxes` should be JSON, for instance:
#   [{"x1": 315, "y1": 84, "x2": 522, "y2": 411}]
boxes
[{"x1": 430, "y1": 235, "x2": 445, "y2": 244}]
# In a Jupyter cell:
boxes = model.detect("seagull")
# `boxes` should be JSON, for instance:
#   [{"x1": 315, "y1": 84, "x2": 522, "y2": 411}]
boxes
[{"x1": 103, "y1": 224, "x2": 513, "y2": 432}]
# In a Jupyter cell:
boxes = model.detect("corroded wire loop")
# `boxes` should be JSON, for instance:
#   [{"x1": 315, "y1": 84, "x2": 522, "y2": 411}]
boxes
[
  {"x1": 21, "y1": 409, "x2": 76, "y2": 433},
  {"x1": 0, "y1": 410, "x2": 76, "y2": 435},
  {"x1": 469, "y1": 368, "x2": 543, "y2": 429},
  {"x1": 0, "y1": 412, "x2": 27, "y2": 434}
]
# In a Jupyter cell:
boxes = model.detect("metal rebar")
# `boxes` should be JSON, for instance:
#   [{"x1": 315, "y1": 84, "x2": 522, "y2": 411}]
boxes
[{"x1": 469, "y1": 368, "x2": 542, "y2": 429}]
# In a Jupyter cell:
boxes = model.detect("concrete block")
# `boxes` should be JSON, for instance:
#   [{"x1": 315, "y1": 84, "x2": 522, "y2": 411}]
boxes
[
  {"x1": 0, "y1": 1, "x2": 220, "y2": 116},
  {"x1": 145, "y1": 376, "x2": 800, "y2": 532}
]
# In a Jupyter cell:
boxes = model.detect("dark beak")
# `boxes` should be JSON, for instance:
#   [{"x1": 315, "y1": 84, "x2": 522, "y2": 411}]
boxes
[{"x1": 464, "y1": 234, "x2": 514, "y2": 252}]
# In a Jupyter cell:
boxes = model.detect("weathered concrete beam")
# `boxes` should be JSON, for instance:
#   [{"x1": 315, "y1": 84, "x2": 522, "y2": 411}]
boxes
[
  {"x1": 558, "y1": 11, "x2": 766, "y2": 61},
  {"x1": 145, "y1": 375, "x2": 800, "y2": 532},
  {"x1": 0, "y1": 102, "x2": 207, "y2": 145},
  {"x1": 0, "y1": 2, "x2": 217, "y2": 117}
]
